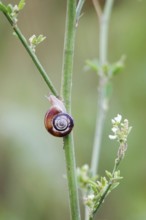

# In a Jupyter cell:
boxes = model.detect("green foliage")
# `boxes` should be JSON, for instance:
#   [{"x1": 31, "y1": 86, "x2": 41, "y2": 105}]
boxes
[
  {"x1": 0, "y1": 0, "x2": 25, "y2": 23},
  {"x1": 77, "y1": 164, "x2": 123, "y2": 218},
  {"x1": 0, "y1": 2, "x2": 8, "y2": 13},
  {"x1": 18, "y1": 0, "x2": 25, "y2": 10},
  {"x1": 77, "y1": 115, "x2": 131, "y2": 218},
  {"x1": 85, "y1": 59, "x2": 99, "y2": 74},
  {"x1": 77, "y1": 164, "x2": 98, "y2": 190},
  {"x1": 29, "y1": 35, "x2": 46, "y2": 53},
  {"x1": 0, "y1": 1, "x2": 134, "y2": 220},
  {"x1": 85, "y1": 56, "x2": 125, "y2": 79}
]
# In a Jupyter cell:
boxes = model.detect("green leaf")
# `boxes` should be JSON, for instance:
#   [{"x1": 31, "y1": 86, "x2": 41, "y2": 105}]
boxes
[
  {"x1": 101, "y1": 177, "x2": 108, "y2": 186},
  {"x1": 29, "y1": 34, "x2": 46, "y2": 46},
  {"x1": 85, "y1": 59, "x2": 99, "y2": 73},
  {"x1": 110, "y1": 182, "x2": 120, "y2": 190},
  {"x1": 18, "y1": 0, "x2": 25, "y2": 10},
  {"x1": 0, "y1": 2, "x2": 8, "y2": 13},
  {"x1": 105, "y1": 170, "x2": 112, "y2": 179},
  {"x1": 88, "y1": 180, "x2": 99, "y2": 193},
  {"x1": 111, "y1": 62, "x2": 124, "y2": 76},
  {"x1": 110, "y1": 55, "x2": 126, "y2": 77},
  {"x1": 36, "y1": 34, "x2": 46, "y2": 44},
  {"x1": 7, "y1": 4, "x2": 13, "y2": 15}
]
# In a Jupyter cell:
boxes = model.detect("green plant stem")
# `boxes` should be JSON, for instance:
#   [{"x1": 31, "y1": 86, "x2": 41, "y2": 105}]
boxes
[
  {"x1": 2, "y1": 12, "x2": 58, "y2": 97},
  {"x1": 93, "y1": 158, "x2": 120, "y2": 214},
  {"x1": 76, "y1": 0, "x2": 86, "y2": 26},
  {"x1": 85, "y1": 1, "x2": 114, "y2": 219},
  {"x1": 91, "y1": 0, "x2": 114, "y2": 178},
  {"x1": 61, "y1": 1, "x2": 80, "y2": 220}
]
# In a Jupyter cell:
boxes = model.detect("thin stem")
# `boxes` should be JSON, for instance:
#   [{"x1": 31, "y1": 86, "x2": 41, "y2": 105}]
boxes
[
  {"x1": 92, "y1": 0, "x2": 102, "y2": 19},
  {"x1": 61, "y1": 0, "x2": 81, "y2": 220},
  {"x1": 91, "y1": 0, "x2": 114, "y2": 178},
  {"x1": 2, "y1": 12, "x2": 58, "y2": 97},
  {"x1": 76, "y1": 0, "x2": 86, "y2": 26},
  {"x1": 86, "y1": 1, "x2": 114, "y2": 219},
  {"x1": 94, "y1": 158, "x2": 120, "y2": 213},
  {"x1": 99, "y1": 0, "x2": 114, "y2": 65}
]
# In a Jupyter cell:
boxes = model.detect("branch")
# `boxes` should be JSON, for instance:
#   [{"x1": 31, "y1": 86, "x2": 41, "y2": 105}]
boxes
[
  {"x1": 76, "y1": 0, "x2": 86, "y2": 27},
  {"x1": 1, "y1": 11, "x2": 58, "y2": 97},
  {"x1": 91, "y1": 0, "x2": 114, "y2": 178},
  {"x1": 92, "y1": 0, "x2": 102, "y2": 19},
  {"x1": 61, "y1": 0, "x2": 81, "y2": 220},
  {"x1": 85, "y1": 1, "x2": 114, "y2": 219}
]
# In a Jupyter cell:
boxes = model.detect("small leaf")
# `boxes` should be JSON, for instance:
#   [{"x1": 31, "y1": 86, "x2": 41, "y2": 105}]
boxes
[
  {"x1": 110, "y1": 182, "x2": 120, "y2": 190},
  {"x1": 88, "y1": 180, "x2": 99, "y2": 193},
  {"x1": 29, "y1": 34, "x2": 46, "y2": 52},
  {"x1": 7, "y1": 4, "x2": 13, "y2": 14},
  {"x1": 29, "y1": 34, "x2": 46, "y2": 46},
  {"x1": 18, "y1": 0, "x2": 25, "y2": 10},
  {"x1": 111, "y1": 63, "x2": 124, "y2": 75},
  {"x1": 101, "y1": 177, "x2": 108, "y2": 187},
  {"x1": 112, "y1": 170, "x2": 123, "y2": 181},
  {"x1": 110, "y1": 55, "x2": 126, "y2": 77},
  {"x1": 36, "y1": 34, "x2": 46, "y2": 44},
  {"x1": 105, "y1": 170, "x2": 112, "y2": 179},
  {"x1": 0, "y1": 2, "x2": 8, "y2": 13},
  {"x1": 85, "y1": 59, "x2": 99, "y2": 73}
]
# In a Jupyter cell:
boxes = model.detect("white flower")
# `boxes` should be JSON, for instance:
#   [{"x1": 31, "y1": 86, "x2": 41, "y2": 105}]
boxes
[
  {"x1": 29, "y1": 35, "x2": 36, "y2": 43},
  {"x1": 88, "y1": 194, "x2": 95, "y2": 200},
  {"x1": 109, "y1": 114, "x2": 132, "y2": 143},
  {"x1": 112, "y1": 127, "x2": 118, "y2": 133},
  {"x1": 114, "y1": 114, "x2": 122, "y2": 123},
  {"x1": 13, "y1": 5, "x2": 19, "y2": 12},
  {"x1": 111, "y1": 119, "x2": 115, "y2": 124},
  {"x1": 109, "y1": 135, "x2": 117, "y2": 140}
]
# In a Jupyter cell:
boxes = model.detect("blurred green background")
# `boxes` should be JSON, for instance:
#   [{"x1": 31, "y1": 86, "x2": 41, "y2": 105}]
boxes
[{"x1": 0, "y1": 0, "x2": 146, "y2": 220}]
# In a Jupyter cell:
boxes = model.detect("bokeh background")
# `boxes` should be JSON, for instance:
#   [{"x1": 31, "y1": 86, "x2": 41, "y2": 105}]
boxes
[{"x1": 0, "y1": 0, "x2": 146, "y2": 219}]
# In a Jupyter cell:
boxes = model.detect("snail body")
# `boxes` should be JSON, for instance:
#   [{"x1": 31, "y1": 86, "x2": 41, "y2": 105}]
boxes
[{"x1": 44, "y1": 95, "x2": 74, "y2": 137}]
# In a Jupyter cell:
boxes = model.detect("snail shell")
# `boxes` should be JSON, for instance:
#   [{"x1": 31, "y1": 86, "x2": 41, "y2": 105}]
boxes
[{"x1": 44, "y1": 95, "x2": 74, "y2": 137}]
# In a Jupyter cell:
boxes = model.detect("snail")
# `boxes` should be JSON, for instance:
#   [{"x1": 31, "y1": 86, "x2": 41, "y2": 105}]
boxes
[{"x1": 44, "y1": 95, "x2": 74, "y2": 137}]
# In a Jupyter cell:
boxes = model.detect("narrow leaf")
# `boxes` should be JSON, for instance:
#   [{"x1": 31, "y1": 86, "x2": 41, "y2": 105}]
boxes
[
  {"x1": 85, "y1": 59, "x2": 99, "y2": 73},
  {"x1": 105, "y1": 170, "x2": 112, "y2": 179},
  {"x1": 18, "y1": 0, "x2": 25, "y2": 10},
  {"x1": 0, "y1": 2, "x2": 8, "y2": 13}
]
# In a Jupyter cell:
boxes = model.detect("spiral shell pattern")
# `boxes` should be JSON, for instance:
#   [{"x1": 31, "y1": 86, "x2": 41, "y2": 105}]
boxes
[
  {"x1": 53, "y1": 113, "x2": 74, "y2": 132},
  {"x1": 44, "y1": 95, "x2": 74, "y2": 137}
]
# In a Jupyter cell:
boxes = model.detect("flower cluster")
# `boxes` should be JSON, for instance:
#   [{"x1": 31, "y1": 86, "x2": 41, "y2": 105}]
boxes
[
  {"x1": 77, "y1": 114, "x2": 132, "y2": 218},
  {"x1": 77, "y1": 165, "x2": 122, "y2": 218},
  {"x1": 109, "y1": 114, "x2": 132, "y2": 161},
  {"x1": 6, "y1": 0, "x2": 25, "y2": 23},
  {"x1": 109, "y1": 114, "x2": 132, "y2": 144},
  {"x1": 29, "y1": 34, "x2": 46, "y2": 52}
]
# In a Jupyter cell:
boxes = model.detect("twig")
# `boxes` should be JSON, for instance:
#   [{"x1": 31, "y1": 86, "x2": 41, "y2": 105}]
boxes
[
  {"x1": 61, "y1": 0, "x2": 81, "y2": 220},
  {"x1": 91, "y1": 0, "x2": 114, "y2": 179},
  {"x1": 93, "y1": 158, "x2": 120, "y2": 214},
  {"x1": 76, "y1": 0, "x2": 86, "y2": 26},
  {"x1": 85, "y1": 1, "x2": 114, "y2": 219},
  {"x1": 92, "y1": 0, "x2": 102, "y2": 19},
  {"x1": 2, "y1": 12, "x2": 58, "y2": 97}
]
